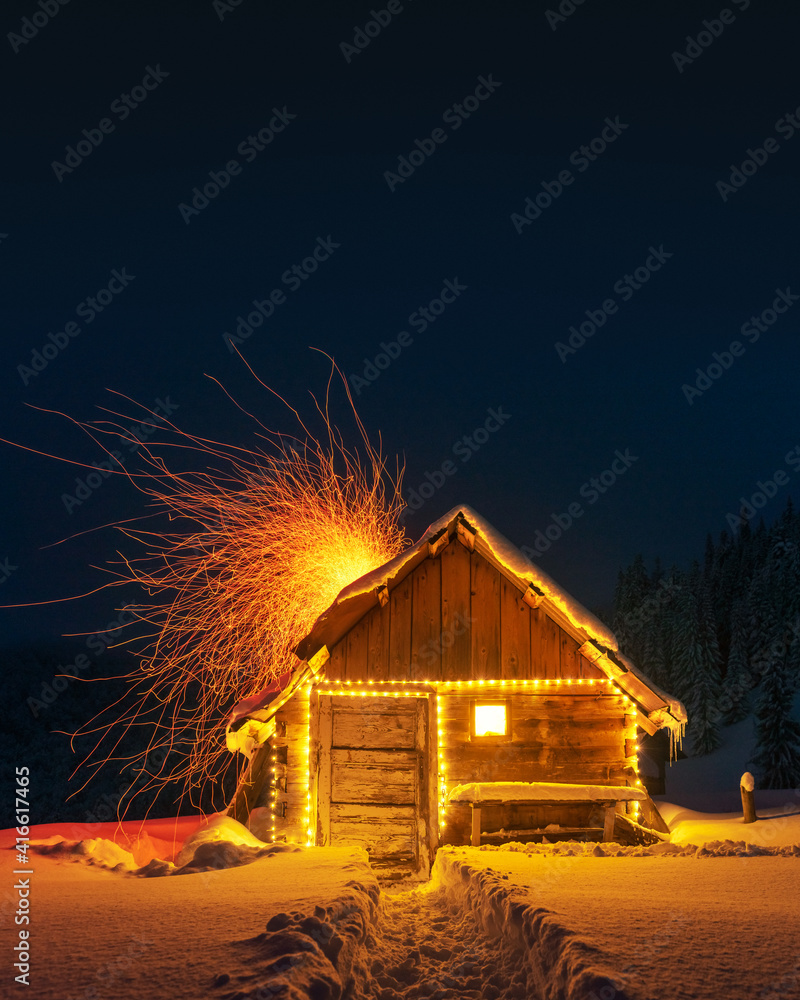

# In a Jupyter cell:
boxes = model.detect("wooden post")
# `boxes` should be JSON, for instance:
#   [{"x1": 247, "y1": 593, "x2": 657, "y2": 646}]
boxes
[
  {"x1": 740, "y1": 772, "x2": 757, "y2": 824},
  {"x1": 317, "y1": 696, "x2": 333, "y2": 846},
  {"x1": 471, "y1": 804, "x2": 481, "y2": 847},
  {"x1": 602, "y1": 804, "x2": 617, "y2": 842}
]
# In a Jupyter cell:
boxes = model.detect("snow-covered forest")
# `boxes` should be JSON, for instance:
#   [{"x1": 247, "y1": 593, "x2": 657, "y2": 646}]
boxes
[{"x1": 610, "y1": 496, "x2": 800, "y2": 788}]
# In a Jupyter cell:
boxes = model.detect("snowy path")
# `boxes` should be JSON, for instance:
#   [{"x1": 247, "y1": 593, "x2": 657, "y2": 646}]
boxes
[
  {"x1": 357, "y1": 882, "x2": 535, "y2": 1000},
  {"x1": 0, "y1": 845, "x2": 379, "y2": 1000},
  {"x1": 435, "y1": 845, "x2": 800, "y2": 1000},
  {"x1": 7, "y1": 827, "x2": 800, "y2": 1000}
]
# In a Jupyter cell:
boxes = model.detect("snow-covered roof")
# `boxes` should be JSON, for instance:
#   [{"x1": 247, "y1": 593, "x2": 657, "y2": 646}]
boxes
[
  {"x1": 375, "y1": 505, "x2": 613, "y2": 640},
  {"x1": 293, "y1": 505, "x2": 686, "y2": 737}
]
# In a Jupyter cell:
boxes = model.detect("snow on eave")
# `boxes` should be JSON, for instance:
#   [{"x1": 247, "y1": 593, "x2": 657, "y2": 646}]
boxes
[
  {"x1": 225, "y1": 648, "x2": 329, "y2": 754},
  {"x1": 613, "y1": 649, "x2": 687, "y2": 727}
]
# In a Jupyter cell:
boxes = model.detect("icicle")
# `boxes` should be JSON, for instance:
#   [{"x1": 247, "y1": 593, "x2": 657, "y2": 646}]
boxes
[{"x1": 666, "y1": 718, "x2": 685, "y2": 764}]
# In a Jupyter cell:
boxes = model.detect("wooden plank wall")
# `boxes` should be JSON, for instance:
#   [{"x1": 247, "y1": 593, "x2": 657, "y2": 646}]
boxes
[
  {"x1": 439, "y1": 691, "x2": 633, "y2": 844},
  {"x1": 324, "y1": 539, "x2": 605, "y2": 684},
  {"x1": 272, "y1": 689, "x2": 312, "y2": 843},
  {"x1": 313, "y1": 693, "x2": 429, "y2": 865}
]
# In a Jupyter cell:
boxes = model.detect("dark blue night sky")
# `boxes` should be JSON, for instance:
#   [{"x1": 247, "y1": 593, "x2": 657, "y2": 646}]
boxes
[{"x1": 2, "y1": 0, "x2": 799, "y2": 649}]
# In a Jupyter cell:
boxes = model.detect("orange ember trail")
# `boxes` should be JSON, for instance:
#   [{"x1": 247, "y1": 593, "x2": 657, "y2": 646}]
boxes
[{"x1": 61, "y1": 357, "x2": 407, "y2": 817}]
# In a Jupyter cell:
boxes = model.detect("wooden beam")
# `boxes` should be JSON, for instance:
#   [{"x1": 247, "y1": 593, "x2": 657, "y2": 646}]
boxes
[
  {"x1": 389, "y1": 574, "x2": 412, "y2": 680},
  {"x1": 457, "y1": 519, "x2": 476, "y2": 551},
  {"x1": 637, "y1": 713, "x2": 659, "y2": 736},
  {"x1": 428, "y1": 527, "x2": 450, "y2": 558},
  {"x1": 346, "y1": 616, "x2": 370, "y2": 681},
  {"x1": 316, "y1": 696, "x2": 332, "y2": 846},
  {"x1": 411, "y1": 558, "x2": 441, "y2": 681},
  {"x1": 415, "y1": 697, "x2": 431, "y2": 874},
  {"x1": 578, "y1": 639, "x2": 605, "y2": 664},
  {"x1": 327, "y1": 637, "x2": 346, "y2": 682},
  {"x1": 560, "y1": 633, "x2": 581, "y2": 679},
  {"x1": 308, "y1": 693, "x2": 320, "y2": 844},
  {"x1": 471, "y1": 804, "x2": 481, "y2": 847},
  {"x1": 308, "y1": 645, "x2": 330, "y2": 672},
  {"x1": 522, "y1": 585, "x2": 543, "y2": 609},
  {"x1": 367, "y1": 599, "x2": 391, "y2": 681},
  {"x1": 603, "y1": 804, "x2": 616, "y2": 842},
  {"x1": 639, "y1": 793, "x2": 671, "y2": 835},
  {"x1": 540, "y1": 612, "x2": 561, "y2": 679},
  {"x1": 427, "y1": 693, "x2": 440, "y2": 858}
]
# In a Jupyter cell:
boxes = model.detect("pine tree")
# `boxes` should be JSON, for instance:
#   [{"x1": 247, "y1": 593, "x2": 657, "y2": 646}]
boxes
[
  {"x1": 670, "y1": 569, "x2": 702, "y2": 704},
  {"x1": 710, "y1": 529, "x2": 735, "y2": 662},
  {"x1": 640, "y1": 611, "x2": 667, "y2": 689},
  {"x1": 703, "y1": 532, "x2": 715, "y2": 577},
  {"x1": 658, "y1": 566, "x2": 684, "y2": 695},
  {"x1": 613, "y1": 554, "x2": 651, "y2": 664},
  {"x1": 723, "y1": 598, "x2": 753, "y2": 724},
  {"x1": 751, "y1": 656, "x2": 800, "y2": 789},
  {"x1": 684, "y1": 578, "x2": 723, "y2": 755},
  {"x1": 747, "y1": 569, "x2": 778, "y2": 687}
]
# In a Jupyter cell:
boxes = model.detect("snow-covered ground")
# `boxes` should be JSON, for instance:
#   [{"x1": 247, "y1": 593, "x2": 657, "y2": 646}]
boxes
[
  {"x1": 1, "y1": 824, "x2": 380, "y2": 1000},
  {"x1": 434, "y1": 844, "x2": 800, "y2": 1000},
  {"x1": 3, "y1": 800, "x2": 799, "y2": 1000},
  {"x1": 3, "y1": 716, "x2": 800, "y2": 1000},
  {"x1": 660, "y1": 797, "x2": 800, "y2": 848}
]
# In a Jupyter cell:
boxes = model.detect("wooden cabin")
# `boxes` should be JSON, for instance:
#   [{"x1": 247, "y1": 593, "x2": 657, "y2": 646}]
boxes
[{"x1": 227, "y1": 507, "x2": 685, "y2": 874}]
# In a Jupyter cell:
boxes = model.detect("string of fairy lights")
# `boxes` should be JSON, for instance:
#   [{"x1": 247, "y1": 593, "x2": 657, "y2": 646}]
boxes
[{"x1": 265, "y1": 676, "x2": 643, "y2": 844}]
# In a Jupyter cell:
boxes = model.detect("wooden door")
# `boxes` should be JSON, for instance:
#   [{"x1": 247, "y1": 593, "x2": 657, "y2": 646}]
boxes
[{"x1": 314, "y1": 694, "x2": 430, "y2": 872}]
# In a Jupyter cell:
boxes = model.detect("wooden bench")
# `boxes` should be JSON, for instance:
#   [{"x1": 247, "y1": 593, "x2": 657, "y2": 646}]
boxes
[{"x1": 447, "y1": 781, "x2": 648, "y2": 846}]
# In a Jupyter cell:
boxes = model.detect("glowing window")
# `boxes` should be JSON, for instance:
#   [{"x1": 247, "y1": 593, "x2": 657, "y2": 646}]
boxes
[{"x1": 473, "y1": 701, "x2": 508, "y2": 737}]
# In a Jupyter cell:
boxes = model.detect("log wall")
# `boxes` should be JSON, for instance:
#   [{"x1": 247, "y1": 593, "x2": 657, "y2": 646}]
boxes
[
  {"x1": 271, "y1": 689, "x2": 312, "y2": 844},
  {"x1": 438, "y1": 690, "x2": 635, "y2": 845}
]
